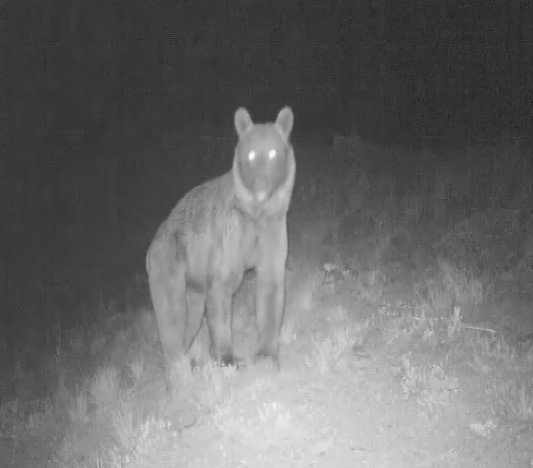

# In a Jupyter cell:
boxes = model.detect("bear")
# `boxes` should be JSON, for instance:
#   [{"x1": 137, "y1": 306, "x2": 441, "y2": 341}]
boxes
[{"x1": 146, "y1": 106, "x2": 295, "y2": 371}]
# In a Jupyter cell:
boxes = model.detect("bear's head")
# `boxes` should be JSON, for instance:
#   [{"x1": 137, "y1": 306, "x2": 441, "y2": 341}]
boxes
[{"x1": 232, "y1": 107, "x2": 295, "y2": 216}]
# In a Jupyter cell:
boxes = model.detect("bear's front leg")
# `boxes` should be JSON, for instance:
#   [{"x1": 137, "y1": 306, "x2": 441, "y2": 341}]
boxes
[
  {"x1": 206, "y1": 278, "x2": 239, "y2": 366},
  {"x1": 254, "y1": 219, "x2": 288, "y2": 366}
]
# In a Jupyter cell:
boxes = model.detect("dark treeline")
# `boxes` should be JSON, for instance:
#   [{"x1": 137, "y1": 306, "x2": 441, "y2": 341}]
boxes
[
  {"x1": 0, "y1": 0, "x2": 531, "y2": 337},
  {"x1": 3, "y1": 0, "x2": 531, "y2": 148}
]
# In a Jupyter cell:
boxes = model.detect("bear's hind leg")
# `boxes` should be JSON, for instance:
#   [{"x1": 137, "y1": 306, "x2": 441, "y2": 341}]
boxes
[
  {"x1": 184, "y1": 288, "x2": 207, "y2": 359},
  {"x1": 149, "y1": 266, "x2": 187, "y2": 370}
]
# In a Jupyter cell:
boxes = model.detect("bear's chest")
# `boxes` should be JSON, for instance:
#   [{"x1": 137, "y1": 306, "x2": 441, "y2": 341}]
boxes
[{"x1": 217, "y1": 212, "x2": 261, "y2": 271}]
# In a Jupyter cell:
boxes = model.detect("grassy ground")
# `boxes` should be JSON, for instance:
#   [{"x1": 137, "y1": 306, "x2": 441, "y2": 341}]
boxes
[{"x1": 1, "y1": 135, "x2": 533, "y2": 467}]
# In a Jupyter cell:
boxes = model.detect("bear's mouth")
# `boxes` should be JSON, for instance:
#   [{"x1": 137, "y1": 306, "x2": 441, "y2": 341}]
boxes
[
  {"x1": 253, "y1": 175, "x2": 270, "y2": 202},
  {"x1": 256, "y1": 190, "x2": 268, "y2": 202}
]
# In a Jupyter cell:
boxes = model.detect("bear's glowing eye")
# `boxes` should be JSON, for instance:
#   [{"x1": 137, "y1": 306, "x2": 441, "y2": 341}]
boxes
[
  {"x1": 268, "y1": 149, "x2": 277, "y2": 160},
  {"x1": 248, "y1": 150, "x2": 256, "y2": 162}
]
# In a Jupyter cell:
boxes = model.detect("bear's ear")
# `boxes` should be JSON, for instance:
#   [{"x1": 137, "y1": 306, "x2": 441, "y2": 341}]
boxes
[
  {"x1": 234, "y1": 107, "x2": 253, "y2": 137},
  {"x1": 275, "y1": 106, "x2": 294, "y2": 139}
]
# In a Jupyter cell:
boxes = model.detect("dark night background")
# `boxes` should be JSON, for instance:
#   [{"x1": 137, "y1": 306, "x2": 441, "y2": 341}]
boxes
[{"x1": 1, "y1": 0, "x2": 532, "y2": 351}]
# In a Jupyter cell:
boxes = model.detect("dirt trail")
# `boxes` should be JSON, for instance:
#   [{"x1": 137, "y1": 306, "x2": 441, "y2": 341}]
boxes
[{"x1": 128, "y1": 344, "x2": 530, "y2": 467}]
